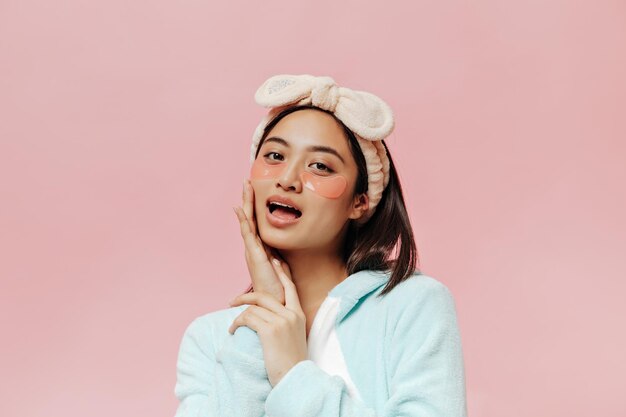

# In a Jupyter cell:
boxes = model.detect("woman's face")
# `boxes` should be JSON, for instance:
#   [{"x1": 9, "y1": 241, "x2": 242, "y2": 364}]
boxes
[{"x1": 249, "y1": 108, "x2": 369, "y2": 253}]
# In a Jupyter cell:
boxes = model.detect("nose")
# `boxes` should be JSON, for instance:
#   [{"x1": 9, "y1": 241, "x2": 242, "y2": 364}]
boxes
[{"x1": 276, "y1": 160, "x2": 302, "y2": 193}]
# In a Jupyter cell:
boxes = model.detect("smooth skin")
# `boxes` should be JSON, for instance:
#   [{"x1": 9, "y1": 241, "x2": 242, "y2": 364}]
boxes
[
  {"x1": 228, "y1": 258, "x2": 308, "y2": 388},
  {"x1": 230, "y1": 183, "x2": 307, "y2": 387},
  {"x1": 233, "y1": 180, "x2": 287, "y2": 305},
  {"x1": 228, "y1": 109, "x2": 370, "y2": 387}
]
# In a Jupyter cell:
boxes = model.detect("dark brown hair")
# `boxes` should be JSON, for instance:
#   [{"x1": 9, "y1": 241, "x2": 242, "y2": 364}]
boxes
[{"x1": 242, "y1": 104, "x2": 421, "y2": 298}]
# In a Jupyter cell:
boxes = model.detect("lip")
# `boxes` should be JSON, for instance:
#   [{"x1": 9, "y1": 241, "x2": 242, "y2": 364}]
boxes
[
  {"x1": 266, "y1": 205, "x2": 301, "y2": 227},
  {"x1": 265, "y1": 194, "x2": 302, "y2": 228},
  {"x1": 266, "y1": 195, "x2": 302, "y2": 212}
]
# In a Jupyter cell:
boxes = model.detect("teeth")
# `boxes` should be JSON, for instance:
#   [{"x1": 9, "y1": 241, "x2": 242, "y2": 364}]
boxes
[{"x1": 271, "y1": 201, "x2": 297, "y2": 210}]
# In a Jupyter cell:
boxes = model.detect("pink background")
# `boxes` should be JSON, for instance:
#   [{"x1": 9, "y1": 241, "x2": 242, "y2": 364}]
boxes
[{"x1": 1, "y1": 1, "x2": 624, "y2": 416}]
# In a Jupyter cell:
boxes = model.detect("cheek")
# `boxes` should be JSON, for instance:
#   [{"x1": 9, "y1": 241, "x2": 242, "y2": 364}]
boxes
[{"x1": 301, "y1": 171, "x2": 348, "y2": 199}]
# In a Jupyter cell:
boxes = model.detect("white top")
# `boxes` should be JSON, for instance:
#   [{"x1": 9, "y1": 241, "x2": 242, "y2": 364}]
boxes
[{"x1": 306, "y1": 295, "x2": 362, "y2": 401}]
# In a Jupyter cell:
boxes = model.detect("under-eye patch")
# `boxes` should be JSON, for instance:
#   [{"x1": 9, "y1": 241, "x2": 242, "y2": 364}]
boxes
[{"x1": 250, "y1": 157, "x2": 347, "y2": 199}]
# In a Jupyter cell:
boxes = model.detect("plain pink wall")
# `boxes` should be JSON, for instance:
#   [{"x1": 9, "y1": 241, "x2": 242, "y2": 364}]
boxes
[{"x1": 1, "y1": 1, "x2": 624, "y2": 416}]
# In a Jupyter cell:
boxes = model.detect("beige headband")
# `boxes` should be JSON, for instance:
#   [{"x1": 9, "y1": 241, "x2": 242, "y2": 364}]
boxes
[{"x1": 250, "y1": 74, "x2": 394, "y2": 224}]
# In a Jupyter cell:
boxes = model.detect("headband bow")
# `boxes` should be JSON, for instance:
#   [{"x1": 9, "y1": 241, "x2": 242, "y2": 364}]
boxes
[{"x1": 250, "y1": 74, "x2": 395, "y2": 224}]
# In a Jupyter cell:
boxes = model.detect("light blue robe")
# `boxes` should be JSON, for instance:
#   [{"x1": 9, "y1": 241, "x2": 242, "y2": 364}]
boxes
[{"x1": 173, "y1": 269, "x2": 468, "y2": 417}]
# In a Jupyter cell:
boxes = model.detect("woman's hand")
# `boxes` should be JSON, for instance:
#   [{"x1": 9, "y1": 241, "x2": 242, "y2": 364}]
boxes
[
  {"x1": 228, "y1": 258, "x2": 308, "y2": 387},
  {"x1": 233, "y1": 178, "x2": 287, "y2": 305}
]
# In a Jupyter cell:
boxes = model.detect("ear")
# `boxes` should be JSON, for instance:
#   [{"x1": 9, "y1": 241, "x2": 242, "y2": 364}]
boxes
[{"x1": 348, "y1": 193, "x2": 369, "y2": 221}]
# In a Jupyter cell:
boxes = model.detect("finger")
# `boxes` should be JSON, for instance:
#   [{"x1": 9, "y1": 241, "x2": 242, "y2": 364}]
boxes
[
  {"x1": 244, "y1": 179, "x2": 257, "y2": 235},
  {"x1": 268, "y1": 250, "x2": 291, "y2": 279},
  {"x1": 261, "y1": 242, "x2": 270, "y2": 257},
  {"x1": 263, "y1": 242, "x2": 278, "y2": 262},
  {"x1": 230, "y1": 290, "x2": 286, "y2": 315},
  {"x1": 233, "y1": 206, "x2": 270, "y2": 263},
  {"x1": 264, "y1": 244, "x2": 286, "y2": 265},
  {"x1": 271, "y1": 258, "x2": 302, "y2": 311},
  {"x1": 279, "y1": 257, "x2": 292, "y2": 279},
  {"x1": 228, "y1": 308, "x2": 268, "y2": 335},
  {"x1": 242, "y1": 179, "x2": 257, "y2": 235},
  {"x1": 233, "y1": 205, "x2": 260, "y2": 251},
  {"x1": 240, "y1": 305, "x2": 276, "y2": 323}
]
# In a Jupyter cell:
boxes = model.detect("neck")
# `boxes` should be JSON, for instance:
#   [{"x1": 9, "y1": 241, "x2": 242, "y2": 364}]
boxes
[{"x1": 278, "y1": 247, "x2": 348, "y2": 311}]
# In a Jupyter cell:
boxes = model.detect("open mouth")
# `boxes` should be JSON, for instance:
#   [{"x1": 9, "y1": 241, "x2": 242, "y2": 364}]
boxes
[{"x1": 267, "y1": 201, "x2": 302, "y2": 220}]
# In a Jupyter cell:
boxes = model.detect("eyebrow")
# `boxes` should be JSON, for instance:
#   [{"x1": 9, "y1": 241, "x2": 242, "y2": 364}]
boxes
[{"x1": 263, "y1": 136, "x2": 346, "y2": 164}]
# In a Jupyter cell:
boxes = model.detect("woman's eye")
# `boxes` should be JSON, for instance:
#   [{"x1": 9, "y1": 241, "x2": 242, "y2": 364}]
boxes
[
  {"x1": 264, "y1": 152, "x2": 283, "y2": 161},
  {"x1": 311, "y1": 162, "x2": 333, "y2": 173}
]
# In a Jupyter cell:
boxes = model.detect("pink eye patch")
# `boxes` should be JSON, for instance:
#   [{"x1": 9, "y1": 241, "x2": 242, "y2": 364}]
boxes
[
  {"x1": 300, "y1": 171, "x2": 347, "y2": 199},
  {"x1": 250, "y1": 158, "x2": 348, "y2": 199}
]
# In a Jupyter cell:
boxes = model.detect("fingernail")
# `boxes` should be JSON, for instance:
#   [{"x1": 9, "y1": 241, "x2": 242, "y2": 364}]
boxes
[{"x1": 272, "y1": 258, "x2": 280, "y2": 266}]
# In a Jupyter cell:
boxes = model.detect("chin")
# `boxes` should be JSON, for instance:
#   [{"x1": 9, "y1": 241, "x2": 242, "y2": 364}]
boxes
[{"x1": 257, "y1": 224, "x2": 305, "y2": 250}]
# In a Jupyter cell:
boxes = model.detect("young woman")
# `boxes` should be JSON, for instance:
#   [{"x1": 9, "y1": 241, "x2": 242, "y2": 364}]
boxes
[{"x1": 174, "y1": 74, "x2": 468, "y2": 417}]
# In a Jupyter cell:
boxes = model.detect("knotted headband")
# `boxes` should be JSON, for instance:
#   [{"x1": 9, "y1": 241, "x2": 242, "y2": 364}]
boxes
[{"x1": 250, "y1": 74, "x2": 395, "y2": 224}]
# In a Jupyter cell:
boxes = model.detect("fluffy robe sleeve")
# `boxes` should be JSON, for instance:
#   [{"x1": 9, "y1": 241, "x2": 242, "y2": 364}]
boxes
[
  {"x1": 173, "y1": 314, "x2": 273, "y2": 417},
  {"x1": 173, "y1": 317, "x2": 218, "y2": 417},
  {"x1": 174, "y1": 280, "x2": 467, "y2": 417}
]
